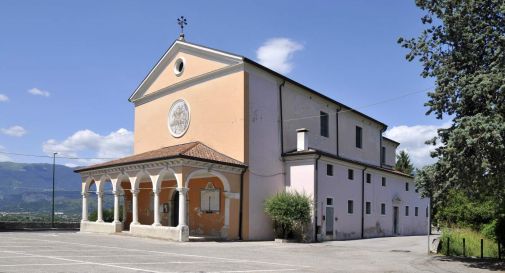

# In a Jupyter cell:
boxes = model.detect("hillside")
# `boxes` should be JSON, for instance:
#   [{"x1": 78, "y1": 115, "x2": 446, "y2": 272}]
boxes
[{"x1": 0, "y1": 162, "x2": 82, "y2": 216}]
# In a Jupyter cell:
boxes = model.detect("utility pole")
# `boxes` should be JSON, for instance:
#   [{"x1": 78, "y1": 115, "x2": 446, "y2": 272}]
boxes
[{"x1": 51, "y1": 152, "x2": 57, "y2": 228}]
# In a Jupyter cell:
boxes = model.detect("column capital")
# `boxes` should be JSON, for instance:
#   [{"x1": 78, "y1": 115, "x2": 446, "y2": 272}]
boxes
[
  {"x1": 177, "y1": 187, "x2": 189, "y2": 194},
  {"x1": 153, "y1": 189, "x2": 161, "y2": 195},
  {"x1": 131, "y1": 189, "x2": 140, "y2": 195},
  {"x1": 112, "y1": 190, "x2": 121, "y2": 196},
  {"x1": 96, "y1": 191, "x2": 104, "y2": 198},
  {"x1": 82, "y1": 192, "x2": 89, "y2": 197}
]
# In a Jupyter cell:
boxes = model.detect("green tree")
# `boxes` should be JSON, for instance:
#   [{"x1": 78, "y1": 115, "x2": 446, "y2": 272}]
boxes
[
  {"x1": 395, "y1": 150, "x2": 414, "y2": 175},
  {"x1": 264, "y1": 191, "x2": 311, "y2": 240},
  {"x1": 398, "y1": 0, "x2": 505, "y2": 207}
]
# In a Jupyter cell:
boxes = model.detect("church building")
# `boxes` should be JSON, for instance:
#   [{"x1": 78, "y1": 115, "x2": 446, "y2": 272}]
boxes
[{"x1": 75, "y1": 33, "x2": 428, "y2": 242}]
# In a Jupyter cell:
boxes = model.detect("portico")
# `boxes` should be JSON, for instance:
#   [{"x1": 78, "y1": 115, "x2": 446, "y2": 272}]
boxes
[{"x1": 76, "y1": 142, "x2": 245, "y2": 241}]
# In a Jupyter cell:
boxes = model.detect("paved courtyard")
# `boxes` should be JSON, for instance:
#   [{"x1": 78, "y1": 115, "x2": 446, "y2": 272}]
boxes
[{"x1": 0, "y1": 231, "x2": 502, "y2": 272}]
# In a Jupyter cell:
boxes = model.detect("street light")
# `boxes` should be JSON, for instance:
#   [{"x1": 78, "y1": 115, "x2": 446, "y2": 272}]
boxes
[{"x1": 51, "y1": 152, "x2": 58, "y2": 228}]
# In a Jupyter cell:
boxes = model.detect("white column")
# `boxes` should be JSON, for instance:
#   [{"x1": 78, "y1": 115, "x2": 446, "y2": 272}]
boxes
[
  {"x1": 113, "y1": 191, "x2": 120, "y2": 224},
  {"x1": 131, "y1": 189, "x2": 140, "y2": 225},
  {"x1": 96, "y1": 192, "x2": 104, "y2": 222},
  {"x1": 152, "y1": 190, "x2": 161, "y2": 226},
  {"x1": 177, "y1": 187, "x2": 189, "y2": 226},
  {"x1": 81, "y1": 192, "x2": 89, "y2": 222}
]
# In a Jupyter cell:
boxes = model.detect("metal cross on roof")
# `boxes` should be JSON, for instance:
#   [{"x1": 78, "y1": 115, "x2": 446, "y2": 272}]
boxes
[{"x1": 177, "y1": 16, "x2": 187, "y2": 40}]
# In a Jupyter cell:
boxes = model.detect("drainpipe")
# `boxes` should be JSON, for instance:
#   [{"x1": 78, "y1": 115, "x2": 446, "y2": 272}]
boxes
[
  {"x1": 361, "y1": 167, "x2": 368, "y2": 239},
  {"x1": 238, "y1": 167, "x2": 247, "y2": 240},
  {"x1": 279, "y1": 81, "x2": 286, "y2": 154},
  {"x1": 314, "y1": 154, "x2": 321, "y2": 242}
]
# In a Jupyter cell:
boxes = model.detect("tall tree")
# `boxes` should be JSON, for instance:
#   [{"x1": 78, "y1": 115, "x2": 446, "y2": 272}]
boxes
[
  {"x1": 398, "y1": 0, "x2": 505, "y2": 205},
  {"x1": 395, "y1": 150, "x2": 414, "y2": 175}
]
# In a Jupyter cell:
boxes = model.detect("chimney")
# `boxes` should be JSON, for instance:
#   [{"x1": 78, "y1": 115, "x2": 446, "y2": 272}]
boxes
[{"x1": 297, "y1": 128, "x2": 309, "y2": 151}]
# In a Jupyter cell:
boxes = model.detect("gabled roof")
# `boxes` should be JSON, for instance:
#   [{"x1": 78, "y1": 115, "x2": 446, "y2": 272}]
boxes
[
  {"x1": 128, "y1": 39, "x2": 388, "y2": 129},
  {"x1": 75, "y1": 142, "x2": 245, "y2": 173}
]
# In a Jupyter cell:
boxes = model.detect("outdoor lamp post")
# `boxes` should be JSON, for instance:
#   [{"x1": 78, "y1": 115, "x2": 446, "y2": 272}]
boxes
[{"x1": 51, "y1": 152, "x2": 57, "y2": 228}]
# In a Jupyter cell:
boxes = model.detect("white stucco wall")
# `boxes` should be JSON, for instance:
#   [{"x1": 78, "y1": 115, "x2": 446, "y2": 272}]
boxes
[
  {"x1": 282, "y1": 84, "x2": 339, "y2": 155},
  {"x1": 245, "y1": 66, "x2": 286, "y2": 240},
  {"x1": 315, "y1": 157, "x2": 428, "y2": 240},
  {"x1": 338, "y1": 111, "x2": 383, "y2": 166},
  {"x1": 382, "y1": 138, "x2": 398, "y2": 167}
]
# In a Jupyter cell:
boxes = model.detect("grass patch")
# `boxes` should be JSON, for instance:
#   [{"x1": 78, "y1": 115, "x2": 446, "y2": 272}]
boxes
[{"x1": 440, "y1": 228, "x2": 500, "y2": 258}]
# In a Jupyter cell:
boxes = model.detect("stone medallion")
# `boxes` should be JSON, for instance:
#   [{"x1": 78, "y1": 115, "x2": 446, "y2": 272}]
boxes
[{"x1": 168, "y1": 99, "x2": 190, "y2": 138}]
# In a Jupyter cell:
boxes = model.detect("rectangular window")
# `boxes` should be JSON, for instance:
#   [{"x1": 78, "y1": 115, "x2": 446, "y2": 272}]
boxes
[
  {"x1": 381, "y1": 177, "x2": 386, "y2": 187},
  {"x1": 326, "y1": 164, "x2": 333, "y2": 176},
  {"x1": 348, "y1": 169, "x2": 354, "y2": 180},
  {"x1": 347, "y1": 200, "x2": 354, "y2": 214},
  {"x1": 320, "y1": 111, "x2": 329, "y2": 137},
  {"x1": 415, "y1": 207, "x2": 419, "y2": 216},
  {"x1": 365, "y1": 202, "x2": 371, "y2": 215},
  {"x1": 381, "y1": 203, "x2": 386, "y2": 215},
  {"x1": 366, "y1": 173, "x2": 371, "y2": 183},
  {"x1": 355, "y1": 126, "x2": 362, "y2": 148},
  {"x1": 426, "y1": 207, "x2": 429, "y2": 217},
  {"x1": 405, "y1": 206, "x2": 409, "y2": 216},
  {"x1": 381, "y1": 146, "x2": 386, "y2": 164},
  {"x1": 405, "y1": 182, "x2": 409, "y2": 191},
  {"x1": 326, "y1": 198, "x2": 333, "y2": 206}
]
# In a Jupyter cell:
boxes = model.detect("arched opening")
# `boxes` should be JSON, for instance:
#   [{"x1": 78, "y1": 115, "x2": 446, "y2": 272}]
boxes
[
  {"x1": 171, "y1": 190, "x2": 179, "y2": 227},
  {"x1": 185, "y1": 170, "x2": 231, "y2": 238},
  {"x1": 100, "y1": 180, "x2": 114, "y2": 223},
  {"x1": 158, "y1": 179, "x2": 178, "y2": 226},
  {"x1": 137, "y1": 180, "x2": 154, "y2": 225},
  {"x1": 87, "y1": 181, "x2": 98, "y2": 221},
  {"x1": 120, "y1": 181, "x2": 132, "y2": 230}
]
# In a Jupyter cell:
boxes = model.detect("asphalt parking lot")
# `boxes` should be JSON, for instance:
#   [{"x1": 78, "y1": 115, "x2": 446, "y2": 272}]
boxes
[{"x1": 0, "y1": 231, "x2": 502, "y2": 272}]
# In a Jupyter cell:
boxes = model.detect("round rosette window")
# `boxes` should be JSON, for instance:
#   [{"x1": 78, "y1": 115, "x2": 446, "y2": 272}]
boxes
[{"x1": 168, "y1": 99, "x2": 190, "y2": 138}]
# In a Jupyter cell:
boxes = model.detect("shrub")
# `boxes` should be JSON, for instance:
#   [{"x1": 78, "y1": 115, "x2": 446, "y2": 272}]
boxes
[
  {"x1": 88, "y1": 208, "x2": 118, "y2": 222},
  {"x1": 264, "y1": 191, "x2": 311, "y2": 240}
]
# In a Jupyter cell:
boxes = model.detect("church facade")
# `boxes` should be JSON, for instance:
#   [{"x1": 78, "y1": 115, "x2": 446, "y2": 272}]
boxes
[{"x1": 75, "y1": 38, "x2": 428, "y2": 242}]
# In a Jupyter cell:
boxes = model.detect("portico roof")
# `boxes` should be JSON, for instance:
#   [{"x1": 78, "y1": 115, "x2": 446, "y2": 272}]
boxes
[{"x1": 75, "y1": 142, "x2": 245, "y2": 173}]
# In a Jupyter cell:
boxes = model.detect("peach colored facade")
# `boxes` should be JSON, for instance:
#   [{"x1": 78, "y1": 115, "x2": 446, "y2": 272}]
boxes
[{"x1": 76, "y1": 38, "x2": 428, "y2": 242}]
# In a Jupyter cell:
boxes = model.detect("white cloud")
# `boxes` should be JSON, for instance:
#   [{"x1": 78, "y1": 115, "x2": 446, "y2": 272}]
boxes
[
  {"x1": 0, "y1": 145, "x2": 10, "y2": 162},
  {"x1": 0, "y1": 94, "x2": 8, "y2": 102},
  {"x1": 43, "y1": 128, "x2": 133, "y2": 165},
  {"x1": 256, "y1": 38, "x2": 303, "y2": 74},
  {"x1": 28, "y1": 88, "x2": 50, "y2": 97},
  {"x1": 384, "y1": 122, "x2": 450, "y2": 168},
  {"x1": 1, "y1": 125, "x2": 27, "y2": 137}
]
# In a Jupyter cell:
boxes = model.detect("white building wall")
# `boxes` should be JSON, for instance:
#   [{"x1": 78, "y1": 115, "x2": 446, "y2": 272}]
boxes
[
  {"x1": 382, "y1": 139, "x2": 398, "y2": 167},
  {"x1": 282, "y1": 84, "x2": 338, "y2": 155},
  {"x1": 338, "y1": 111, "x2": 383, "y2": 166},
  {"x1": 317, "y1": 159, "x2": 363, "y2": 240},
  {"x1": 315, "y1": 158, "x2": 428, "y2": 241},
  {"x1": 245, "y1": 67, "x2": 285, "y2": 240}
]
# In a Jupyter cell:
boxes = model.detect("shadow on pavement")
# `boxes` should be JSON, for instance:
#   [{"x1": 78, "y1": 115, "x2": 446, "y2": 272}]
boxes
[{"x1": 432, "y1": 256, "x2": 505, "y2": 271}]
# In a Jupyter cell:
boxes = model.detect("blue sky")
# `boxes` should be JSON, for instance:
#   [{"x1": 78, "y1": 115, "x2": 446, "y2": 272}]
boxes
[{"x1": 0, "y1": 0, "x2": 445, "y2": 167}]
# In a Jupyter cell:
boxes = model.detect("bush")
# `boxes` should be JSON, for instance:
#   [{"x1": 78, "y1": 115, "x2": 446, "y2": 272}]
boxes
[
  {"x1": 264, "y1": 191, "x2": 311, "y2": 240},
  {"x1": 440, "y1": 228, "x2": 499, "y2": 258},
  {"x1": 88, "y1": 207, "x2": 120, "y2": 222}
]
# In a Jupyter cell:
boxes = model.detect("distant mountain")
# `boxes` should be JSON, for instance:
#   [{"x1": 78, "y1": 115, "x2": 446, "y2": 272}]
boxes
[{"x1": 0, "y1": 162, "x2": 82, "y2": 215}]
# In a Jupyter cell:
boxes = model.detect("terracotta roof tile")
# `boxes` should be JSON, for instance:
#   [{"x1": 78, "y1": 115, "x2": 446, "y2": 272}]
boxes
[{"x1": 75, "y1": 142, "x2": 245, "y2": 172}]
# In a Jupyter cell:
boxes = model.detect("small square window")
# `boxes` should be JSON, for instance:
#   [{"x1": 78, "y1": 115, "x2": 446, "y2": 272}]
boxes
[
  {"x1": 347, "y1": 200, "x2": 354, "y2": 214},
  {"x1": 415, "y1": 207, "x2": 419, "y2": 216},
  {"x1": 405, "y1": 206, "x2": 409, "y2": 216},
  {"x1": 366, "y1": 173, "x2": 371, "y2": 184},
  {"x1": 326, "y1": 164, "x2": 333, "y2": 176},
  {"x1": 348, "y1": 169, "x2": 354, "y2": 180},
  {"x1": 365, "y1": 202, "x2": 371, "y2": 215},
  {"x1": 381, "y1": 203, "x2": 386, "y2": 215},
  {"x1": 381, "y1": 177, "x2": 386, "y2": 187},
  {"x1": 405, "y1": 182, "x2": 409, "y2": 191},
  {"x1": 326, "y1": 198, "x2": 333, "y2": 206}
]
